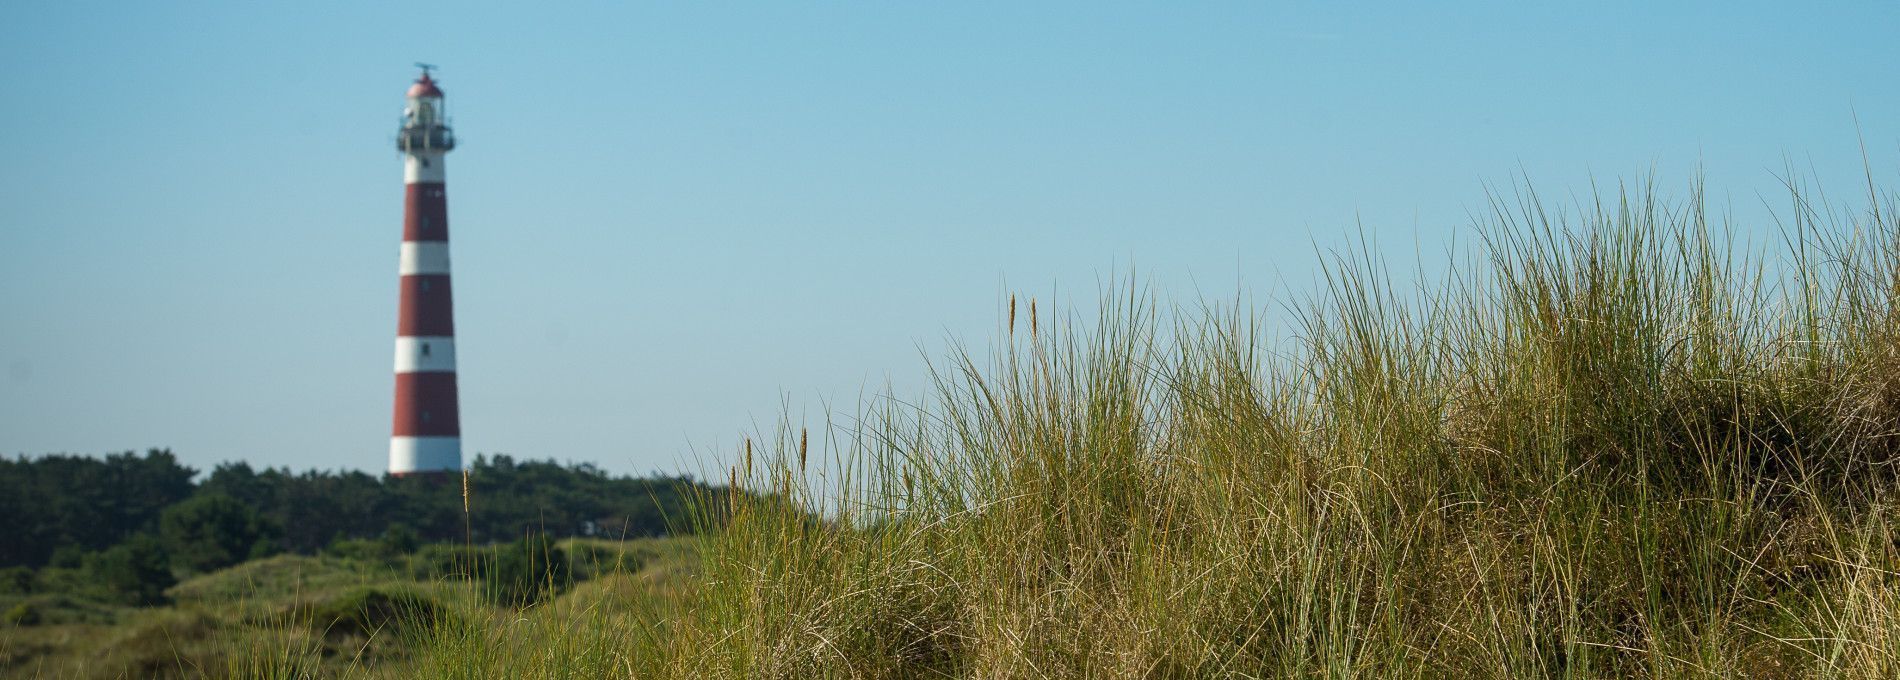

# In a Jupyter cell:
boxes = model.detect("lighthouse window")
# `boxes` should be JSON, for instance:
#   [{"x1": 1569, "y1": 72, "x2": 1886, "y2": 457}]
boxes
[
  {"x1": 420, "y1": 216, "x2": 431, "y2": 229},
  {"x1": 431, "y1": 189, "x2": 444, "y2": 198},
  {"x1": 421, "y1": 343, "x2": 431, "y2": 357},
  {"x1": 422, "y1": 411, "x2": 432, "y2": 423},
  {"x1": 421, "y1": 279, "x2": 431, "y2": 292},
  {"x1": 421, "y1": 158, "x2": 431, "y2": 168}
]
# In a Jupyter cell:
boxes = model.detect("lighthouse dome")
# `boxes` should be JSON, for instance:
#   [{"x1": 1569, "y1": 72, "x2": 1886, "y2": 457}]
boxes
[{"x1": 407, "y1": 73, "x2": 443, "y2": 99}]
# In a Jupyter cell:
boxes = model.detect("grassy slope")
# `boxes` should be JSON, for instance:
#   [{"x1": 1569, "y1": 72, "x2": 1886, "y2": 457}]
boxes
[
  {"x1": 595, "y1": 180, "x2": 1900, "y2": 678},
  {"x1": 0, "y1": 538, "x2": 695, "y2": 679}
]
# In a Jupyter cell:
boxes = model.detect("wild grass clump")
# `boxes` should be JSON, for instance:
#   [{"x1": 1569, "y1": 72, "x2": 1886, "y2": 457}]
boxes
[{"x1": 658, "y1": 175, "x2": 1900, "y2": 678}]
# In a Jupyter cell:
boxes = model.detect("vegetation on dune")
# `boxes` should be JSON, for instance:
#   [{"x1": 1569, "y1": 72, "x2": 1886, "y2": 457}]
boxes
[
  {"x1": 637, "y1": 176, "x2": 1900, "y2": 677},
  {"x1": 83, "y1": 534, "x2": 177, "y2": 607},
  {"x1": 0, "y1": 453, "x2": 718, "y2": 572},
  {"x1": 161, "y1": 493, "x2": 280, "y2": 576},
  {"x1": 310, "y1": 586, "x2": 453, "y2": 640},
  {"x1": 10, "y1": 172, "x2": 1900, "y2": 678},
  {"x1": 0, "y1": 537, "x2": 696, "y2": 679},
  {"x1": 0, "y1": 449, "x2": 724, "y2": 678}
]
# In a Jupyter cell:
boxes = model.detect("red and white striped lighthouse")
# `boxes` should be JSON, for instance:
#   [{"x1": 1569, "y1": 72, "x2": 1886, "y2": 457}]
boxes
[{"x1": 389, "y1": 66, "x2": 462, "y2": 476}]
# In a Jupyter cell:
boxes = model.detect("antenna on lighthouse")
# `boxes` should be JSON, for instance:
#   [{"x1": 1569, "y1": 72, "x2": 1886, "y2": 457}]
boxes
[{"x1": 415, "y1": 62, "x2": 437, "y2": 76}]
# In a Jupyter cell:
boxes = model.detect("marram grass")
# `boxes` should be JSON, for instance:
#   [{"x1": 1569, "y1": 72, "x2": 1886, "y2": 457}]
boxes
[{"x1": 624, "y1": 177, "x2": 1900, "y2": 679}]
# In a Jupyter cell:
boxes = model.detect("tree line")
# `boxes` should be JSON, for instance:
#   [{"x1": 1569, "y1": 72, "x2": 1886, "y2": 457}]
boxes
[{"x1": 0, "y1": 449, "x2": 725, "y2": 573}]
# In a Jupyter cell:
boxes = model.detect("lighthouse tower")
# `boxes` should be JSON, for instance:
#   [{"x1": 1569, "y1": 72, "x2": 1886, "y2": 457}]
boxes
[{"x1": 389, "y1": 66, "x2": 462, "y2": 476}]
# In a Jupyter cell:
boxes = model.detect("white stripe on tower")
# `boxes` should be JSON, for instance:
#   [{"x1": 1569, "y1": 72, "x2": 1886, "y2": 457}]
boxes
[
  {"x1": 390, "y1": 437, "x2": 461, "y2": 474},
  {"x1": 394, "y1": 337, "x2": 457, "y2": 372},
  {"x1": 404, "y1": 153, "x2": 446, "y2": 184},
  {"x1": 389, "y1": 67, "x2": 463, "y2": 477},
  {"x1": 399, "y1": 242, "x2": 452, "y2": 275}
]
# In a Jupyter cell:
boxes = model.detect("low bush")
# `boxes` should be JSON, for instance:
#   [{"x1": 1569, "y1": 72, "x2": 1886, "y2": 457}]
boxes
[
  {"x1": 323, "y1": 536, "x2": 395, "y2": 565},
  {"x1": 0, "y1": 566, "x2": 33, "y2": 595},
  {"x1": 310, "y1": 587, "x2": 448, "y2": 639},
  {"x1": 567, "y1": 539, "x2": 660, "y2": 580},
  {"x1": 4, "y1": 600, "x2": 41, "y2": 626},
  {"x1": 479, "y1": 535, "x2": 571, "y2": 607},
  {"x1": 408, "y1": 543, "x2": 481, "y2": 581},
  {"x1": 86, "y1": 534, "x2": 175, "y2": 606}
]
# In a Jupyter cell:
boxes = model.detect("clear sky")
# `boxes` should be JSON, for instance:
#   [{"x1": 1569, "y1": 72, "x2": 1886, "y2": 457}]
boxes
[{"x1": 3, "y1": 2, "x2": 1897, "y2": 478}]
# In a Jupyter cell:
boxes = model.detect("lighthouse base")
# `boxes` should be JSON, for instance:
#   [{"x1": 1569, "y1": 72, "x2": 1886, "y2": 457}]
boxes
[{"x1": 390, "y1": 436, "x2": 461, "y2": 475}]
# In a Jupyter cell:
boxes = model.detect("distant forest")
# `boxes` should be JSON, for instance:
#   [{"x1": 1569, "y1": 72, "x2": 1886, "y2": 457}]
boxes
[{"x1": 0, "y1": 449, "x2": 725, "y2": 570}]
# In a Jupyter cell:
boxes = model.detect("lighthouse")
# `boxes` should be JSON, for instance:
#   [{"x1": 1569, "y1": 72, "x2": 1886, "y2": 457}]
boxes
[{"x1": 389, "y1": 66, "x2": 462, "y2": 476}]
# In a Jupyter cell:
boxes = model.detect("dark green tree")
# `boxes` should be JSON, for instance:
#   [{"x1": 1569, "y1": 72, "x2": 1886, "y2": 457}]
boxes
[
  {"x1": 159, "y1": 493, "x2": 278, "y2": 574},
  {"x1": 86, "y1": 534, "x2": 174, "y2": 606},
  {"x1": 0, "y1": 449, "x2": 194, "y2": 567}
]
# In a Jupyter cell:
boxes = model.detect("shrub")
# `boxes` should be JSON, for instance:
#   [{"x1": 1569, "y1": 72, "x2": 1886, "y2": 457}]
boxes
[
  {"x1": 29, "y1": 566, "x2": 90, "y2": 598},
  {"x1": 85, "y1": 534, "x2": 174, "y2": 606},
  {"x1": 325, "y1": 524, "x2": 426, "y2": 567},
  {"x1": 46, "y1": 545, "x2": 86, "y2": 569},
  {"x1": 0, "y1": 566, "x2": 34, "y2": 595},
  {"x1": 409, "y1": 543, "x2": 481, "y2": 581},
  {"x1": 324, "y1": 535, "x2": 393, "y2": 564},
  {"x1": 380, "y1": 523, "x2": 421, "y2": 554},
  {"x1": 480, "y1": 535, "x2": 571, "y2": 607},
  {"x1": 3, "y1": 601, "x2": 41, "y2": 626},
  {"x1": 311, "y1": 587, "x2": 448, "y2": 639}
]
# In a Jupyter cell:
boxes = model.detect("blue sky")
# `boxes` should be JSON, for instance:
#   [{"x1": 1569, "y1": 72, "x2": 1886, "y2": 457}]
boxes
[{"x1": 3, "y1": 2, "x2": 1897, "y2": 477}]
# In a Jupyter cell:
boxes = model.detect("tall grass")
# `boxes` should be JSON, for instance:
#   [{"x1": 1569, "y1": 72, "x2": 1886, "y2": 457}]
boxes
[
  {"x1": 289, "y1": 171, "x2": 1900, "y2": 679},
  {"x1": 614, "y1": 175, "x2": 1900, "y2": 679}
]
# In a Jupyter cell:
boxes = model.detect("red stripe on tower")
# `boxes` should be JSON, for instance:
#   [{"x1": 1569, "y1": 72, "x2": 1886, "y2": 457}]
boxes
[{"x1": 390, "y1": 66, "x2": 462, "y2": 476}]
